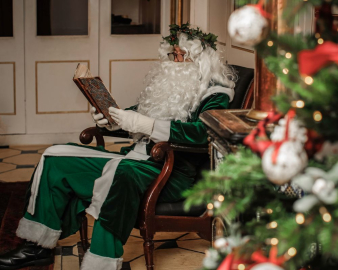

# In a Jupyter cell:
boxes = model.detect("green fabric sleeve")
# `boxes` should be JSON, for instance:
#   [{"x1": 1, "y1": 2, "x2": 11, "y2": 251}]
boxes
[
  {"x1": 125, "y1": 104, "x2": 138, "y2": 111},
  {"x1": 169, "y1": 93, "x2": 230, "y2": 145}
]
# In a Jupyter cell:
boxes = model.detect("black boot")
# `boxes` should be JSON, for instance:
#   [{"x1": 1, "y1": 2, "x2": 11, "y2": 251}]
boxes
[{"x1": 0, "y1": 241, "x2": 54, "y2": 270}]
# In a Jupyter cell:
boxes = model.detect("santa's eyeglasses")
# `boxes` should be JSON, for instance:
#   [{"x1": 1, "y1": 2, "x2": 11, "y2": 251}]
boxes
[{"x1": 167, "y1": 52, "x2": 188, "y2": 62}]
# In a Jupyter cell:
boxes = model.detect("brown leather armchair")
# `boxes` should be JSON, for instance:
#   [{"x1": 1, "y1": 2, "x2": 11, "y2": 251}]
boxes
[{"x1": 78, "y1": 65, "x2": 254, "y2": 270}]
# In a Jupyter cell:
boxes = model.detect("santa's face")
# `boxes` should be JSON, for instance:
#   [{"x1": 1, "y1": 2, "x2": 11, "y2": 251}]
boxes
[{"x1": 167, "y1": 46, "x2": 193, "y2": 62}]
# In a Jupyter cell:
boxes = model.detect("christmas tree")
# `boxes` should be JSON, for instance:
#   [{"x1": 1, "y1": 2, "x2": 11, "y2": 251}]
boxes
[{"x1": 184, "y1": 0, "x2": 338, "y2": 269}]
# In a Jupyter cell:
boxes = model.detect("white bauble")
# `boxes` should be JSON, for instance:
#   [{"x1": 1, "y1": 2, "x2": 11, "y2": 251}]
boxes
[
  {"x1": 262, "y1": 141, "x2": 308, "y2": 185},
  {"x1": 250, "y1": 263, "x2": 284, "y2": 270},
  {"x1": 271, "y1": 118, "x2": 307, "y2": 144},
  {"x1": 228, "y1": 5, "x2": 268, "y2": 46}
]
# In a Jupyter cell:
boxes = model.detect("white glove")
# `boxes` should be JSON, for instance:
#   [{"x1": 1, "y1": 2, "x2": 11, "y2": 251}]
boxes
[
  {"x1": 90, "y1": 107, "x2": 120, "y2": 131},
  {"x1": 109, "y1": 107, "x2": 155, "y2": 136}
]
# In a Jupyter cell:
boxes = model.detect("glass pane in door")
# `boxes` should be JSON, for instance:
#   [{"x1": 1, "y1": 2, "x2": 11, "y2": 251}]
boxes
[
  {"x1": 111, "y1": 0, "x2": 161, "y2": 34},
  {"x1": 37, "y1": 0, "x2": 88, "y2": 36},
  {"x1": 0, "y1": 0, "x2": 13, "y2": 37}
]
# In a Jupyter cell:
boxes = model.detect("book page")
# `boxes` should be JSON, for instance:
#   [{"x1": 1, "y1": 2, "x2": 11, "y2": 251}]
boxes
[{"x1": 73, "y1": 63, "x2": 93, "y2": 79}]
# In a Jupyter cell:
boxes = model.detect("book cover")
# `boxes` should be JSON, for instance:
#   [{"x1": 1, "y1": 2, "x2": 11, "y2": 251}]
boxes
[{"x1": 73, "y1": 64, "x2": 119, "y2": 126}]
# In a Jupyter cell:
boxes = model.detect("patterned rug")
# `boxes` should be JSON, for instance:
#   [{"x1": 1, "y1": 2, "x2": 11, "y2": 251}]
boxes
[{"x1": 0, "y1": 182, "x2": 53, "y2": 270}]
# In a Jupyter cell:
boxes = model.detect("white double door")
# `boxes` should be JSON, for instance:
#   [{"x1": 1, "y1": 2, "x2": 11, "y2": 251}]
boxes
[{"x1": 0, "y1": 0, "x2": 169, "y2": 143}]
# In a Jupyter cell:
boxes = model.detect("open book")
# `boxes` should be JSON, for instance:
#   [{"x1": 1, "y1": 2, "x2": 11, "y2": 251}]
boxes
[{"x1": 73, "y1": 64, "x2": 119, "y2": 125}]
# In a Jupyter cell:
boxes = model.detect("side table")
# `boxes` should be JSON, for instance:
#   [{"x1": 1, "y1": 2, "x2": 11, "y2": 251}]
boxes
[{"x1": 200, "y1": 109, "x2": 258, "y2": 169}]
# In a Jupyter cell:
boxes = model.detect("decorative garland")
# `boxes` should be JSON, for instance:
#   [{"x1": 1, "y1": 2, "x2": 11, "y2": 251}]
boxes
[{"x1": 162, "y1": 23, "x2": 218, "y2": 50}]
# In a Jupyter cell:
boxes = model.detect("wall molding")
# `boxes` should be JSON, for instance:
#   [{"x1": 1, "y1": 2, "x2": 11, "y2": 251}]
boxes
[
  {"x1": 35, "y1": 60, "x2": 90, "y2": 114},
  {"x1": 0, "y1": 62, "x2": 16, "y2": 115}
]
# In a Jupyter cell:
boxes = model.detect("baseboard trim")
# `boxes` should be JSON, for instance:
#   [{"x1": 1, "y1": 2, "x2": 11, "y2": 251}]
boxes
[{"x1": 0, "y1": 132, "x2": 132, "y2": 146}]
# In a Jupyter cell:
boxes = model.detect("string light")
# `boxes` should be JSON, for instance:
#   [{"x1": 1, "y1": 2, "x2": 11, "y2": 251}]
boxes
[
  {"x1": 315, "y1": 33, "x2": 320, "y2": 38},
  {"x1": 323, "y1": 213, "x2": 332, "y2": 222},
  {"x1": 288, "y1": 247, "x2": 297, "y2": 257},
  {"x1": 313, "y1": 111, "x2": 323, "y2": 122},
  {"x1": 296, "y1": 213, "x2": 305, "y2": 224},
  {"x1": 318, "y1": 38, "x2": 324, "y2": 44},
  {"x1": 271, "y1": 238, "x2": 279, "y2": 245},
  {"x1": 304, "y1": 76, "x2": 314, "y2": 85},
  {"x1": 267, "y1": 41, "x2": 274, "y2": 47},
  {"x1": 283, "y1": 68, "x2": 289, "y2": 74},
  {"x1": 238, "y1": 264, "x2": 246, "y2": 270},
  {"x1": 291, "y1": 100, "x2": 305, "y2": 108},
  {"x1": 207, "y1": 203, "x2": 214, "y2": 210},
  {"x1": 267, "y1": 221, "x2": 278, "y2": 229},
  {"x1": 266, "y1": 209, "x2": 273, "y2": 214},
  {"x1": 218, "y1": 195, "x2": 225, "y2": 202},
  {"x1": 285, "y1": 52, "x2": 292, "y2": 59},
  {"x1": 319, "y1": 207, "x2": 332, "y2": 222}
]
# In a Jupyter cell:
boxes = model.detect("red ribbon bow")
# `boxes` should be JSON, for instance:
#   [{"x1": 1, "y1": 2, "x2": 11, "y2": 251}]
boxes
[
  {"x1": 250, "y1": 246, "x2": 286, "y2": 267},
  {"x1": 217, "y1": 253, "x2": 235, "y2": 270},
  {"x1": 298, "y1": 41, "x2": 338, "y2": 76},
  {"x1": 253, "y1": 0, "x2": 272, "y2": 19},
  {"x1": 243, "y1": 111, "x2": 282, "y2": 157},
  {"x1": 244, "y1": 110, "x2": 298, "y2": 164}
]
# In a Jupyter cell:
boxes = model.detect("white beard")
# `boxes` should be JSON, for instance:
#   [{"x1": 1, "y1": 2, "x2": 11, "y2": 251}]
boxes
[{"x1": 137, "y1": 61, "x2": 202, "y2": 122}]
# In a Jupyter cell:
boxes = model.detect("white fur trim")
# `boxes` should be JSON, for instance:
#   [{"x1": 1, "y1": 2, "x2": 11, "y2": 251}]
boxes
[
  {"x1": 150, "y1": 120, "x2": 171, "y2": 143},
  {"x1": 86, "y1": 143, "x2": 150, "y2": 219},
  {"x1": 28, "y1": 145, "x2": 123, "y2": 215},
  {"x1": 16, "y1": 217, "x2": 61, "y2": 249},
  {"x1": 125, "y1": 150, "x2": 150, "y2": 160},
  {"x1": 133, "y1": 142, "x2": 148, "y2": 155},
  {"x1": 86, "y1": 158, "x2": 123, "y2": 219},
  {"x1": 81, "y1": 250, "x2": 123, "y2": 270},
  {"x1": 201, "y1": 86, "x2": 235, "y2": 102}
]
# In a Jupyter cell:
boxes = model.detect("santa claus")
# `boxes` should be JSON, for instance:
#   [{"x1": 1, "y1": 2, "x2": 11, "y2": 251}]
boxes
[{"x1": 0, "y1": 24, "x2": 236, "y2": 270}]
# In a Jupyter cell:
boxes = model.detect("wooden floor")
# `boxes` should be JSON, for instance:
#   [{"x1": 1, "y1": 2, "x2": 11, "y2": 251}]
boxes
[{"x1": 0, "y1": 144, "x2": 209, "y2": 270}]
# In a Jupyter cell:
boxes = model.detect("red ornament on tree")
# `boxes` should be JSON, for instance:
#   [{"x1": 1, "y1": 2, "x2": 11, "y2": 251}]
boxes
[{"x1": 298, "y1": 41, "x2": 338, "y2": 76}]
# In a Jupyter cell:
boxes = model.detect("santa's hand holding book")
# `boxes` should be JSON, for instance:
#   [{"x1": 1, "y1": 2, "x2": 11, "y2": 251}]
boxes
[{"x1": 90, "y1": 106, "x2": 155, "y2": 136}]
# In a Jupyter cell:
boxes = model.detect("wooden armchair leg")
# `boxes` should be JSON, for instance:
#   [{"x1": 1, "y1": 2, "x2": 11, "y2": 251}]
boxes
[
  {"x1": 80, "y1": 216, "x2": 90, "y2": 252},
  {"x1": 143, "y1": 239, "x2": 155, "y2": 270}
]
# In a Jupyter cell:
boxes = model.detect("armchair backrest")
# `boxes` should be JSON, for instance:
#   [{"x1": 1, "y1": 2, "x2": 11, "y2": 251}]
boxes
[{"x1": 228, "y1": 65, "x2": 254, "y2": 110}]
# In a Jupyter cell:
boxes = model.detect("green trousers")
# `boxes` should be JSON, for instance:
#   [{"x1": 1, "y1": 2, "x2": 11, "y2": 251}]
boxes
[
  {"x1": 24, "y1": 155, "x2": 123, "y2": 257},
  {"x1": 23, "y1": 145, "x2": 196, "y2": 258}
]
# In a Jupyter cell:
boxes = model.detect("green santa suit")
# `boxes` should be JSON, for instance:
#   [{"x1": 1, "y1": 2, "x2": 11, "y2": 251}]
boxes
[{"x1": 17, "y1": 87, "x2": 233, "y2": 270}]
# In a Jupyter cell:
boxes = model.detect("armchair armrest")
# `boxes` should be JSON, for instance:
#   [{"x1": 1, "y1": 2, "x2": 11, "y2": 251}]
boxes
[
  {"x1": 139, "y1": 142, "x2": 208, "y2": 233},
  {"x1": 139, "y1": 142, "x2": 174, "y2": 233},
  {"x1": 79, "y1": 126, "x2": 130, "y2": 148},
  {"x1": 169, "y1": 143, "x2": 208, "y2": 153}
]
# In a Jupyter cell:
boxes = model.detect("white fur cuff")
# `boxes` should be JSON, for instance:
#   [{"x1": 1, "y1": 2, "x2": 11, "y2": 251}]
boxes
[
  {"x1": 81, "y1": 250, "x2": 123, "y2": 270},
  {"x1": 150, "y1": 120, "x2": 171, "y2": 143},
  {"x1": 16, "y1": 217, "x2": 61, "y2": 249}
]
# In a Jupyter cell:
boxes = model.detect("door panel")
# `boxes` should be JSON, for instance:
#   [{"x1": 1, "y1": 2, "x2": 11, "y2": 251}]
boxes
[
  {"x1": 0, "y1": 0, "x2": 25, "y2": 135},
  {"x1": 24, "y1": 0, "x2": 99, "y2": 134},
  {"x1": 99, "y1": 0, "x2": 170, "y2": 109},
  {"x1": 190, "y1": 0, "x2": 254, "y2": 68}
]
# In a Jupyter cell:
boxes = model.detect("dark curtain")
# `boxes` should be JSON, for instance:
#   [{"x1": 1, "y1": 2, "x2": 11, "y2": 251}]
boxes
[
  {"x1": 37, "y1": 0, "x2": 51, "y2": 35},
  {"x1": 0, "y1": 0, "x2": 13, "y2": 37}
]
